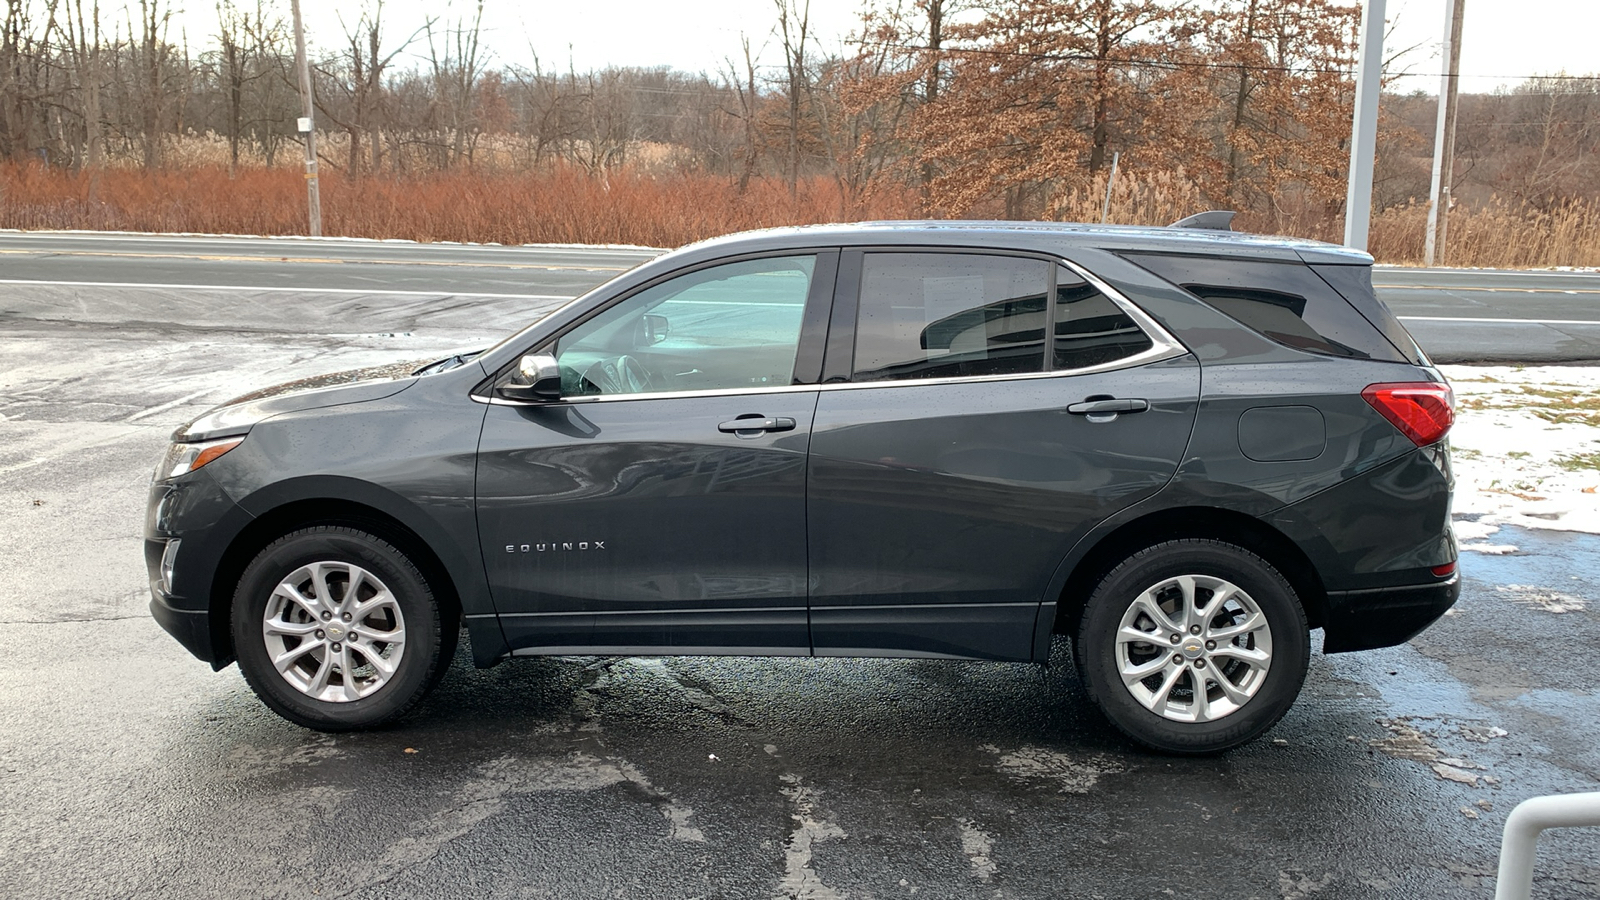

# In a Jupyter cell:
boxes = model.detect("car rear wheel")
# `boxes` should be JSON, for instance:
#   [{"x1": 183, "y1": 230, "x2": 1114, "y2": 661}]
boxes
[
  {"x1": 232, "y1": 526, "x2": 445, "y2": 730},
  {"x1": 1075, "y1": 539, "x2": 1309, "y2": 754}
]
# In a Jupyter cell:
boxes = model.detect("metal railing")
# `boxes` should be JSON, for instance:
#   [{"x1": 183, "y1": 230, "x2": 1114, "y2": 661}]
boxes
[{"x1": 1494, "y1": 791, "x2": 1600, "y2": 900}]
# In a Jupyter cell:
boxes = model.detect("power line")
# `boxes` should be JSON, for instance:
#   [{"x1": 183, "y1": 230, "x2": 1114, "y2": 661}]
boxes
[{"x1": 880, "y1": 40, "x2": 1599, "y2": 84}]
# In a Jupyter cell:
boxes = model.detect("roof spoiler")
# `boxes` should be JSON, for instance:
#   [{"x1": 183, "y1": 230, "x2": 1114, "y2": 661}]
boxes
[{"x1": 1169, "y1": 211, "x2": 1236, "y2": 231}]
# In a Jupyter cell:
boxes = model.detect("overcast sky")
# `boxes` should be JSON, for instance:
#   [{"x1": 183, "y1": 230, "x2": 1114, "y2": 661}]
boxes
[{"x1": 183, "y1": 0, "x2": 1597, "y2": 92}]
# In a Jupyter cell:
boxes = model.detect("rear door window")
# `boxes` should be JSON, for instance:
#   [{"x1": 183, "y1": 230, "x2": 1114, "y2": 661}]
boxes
[
  {"x1": 1053, "y1": 264, "x2": 1154, "y2": 370},
  {"x1": 1121, "y1": 253, "x2": 1408, "y2": 362},
  {"x1": 852, "y1": 252, "x2": 1050, "y2": 382}
]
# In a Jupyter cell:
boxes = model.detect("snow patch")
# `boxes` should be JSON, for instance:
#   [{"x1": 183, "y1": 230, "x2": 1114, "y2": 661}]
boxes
[
  {"x1": 1495, "y1": 583, "x2": 1587, "y2": 613},
  {"x1": 980, "y1": 744, "x2": 1126, "y2": 793},
  {"x1": 1452, "y1": 520, "x2": 1501, "y2": 542},
  {"x1": 1443, "y1": 365, "x2": 1600, "y2": 536},
  {"x1": 955, "y1": 818, "x2": 997, "y2": 881},
  {"x1": 1277, "y1": 870, "x2": 1334, "y2": 898},
  {"x1": 776, "y1": 774, "x2": 847, "y2": 900},
  {"x1": 615, "y1": 760, "x2": 707, "y2": 843}
]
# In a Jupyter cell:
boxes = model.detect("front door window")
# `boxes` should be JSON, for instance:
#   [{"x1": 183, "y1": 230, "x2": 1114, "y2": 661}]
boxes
[{"x1": 554, "y1": 255, "x2": 817, "y2": 396}]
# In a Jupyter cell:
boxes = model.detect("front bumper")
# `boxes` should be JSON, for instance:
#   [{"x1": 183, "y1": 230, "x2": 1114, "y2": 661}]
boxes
[
  {"x1": 144, "y1": 467, "x2": 251, "y2": 669},
  {"x1": 1321, "y1": 573, "x2": 1460, "y2": 653},
  {"x1": 150, "y1": 584, "x2": 221, "y2": 665}
]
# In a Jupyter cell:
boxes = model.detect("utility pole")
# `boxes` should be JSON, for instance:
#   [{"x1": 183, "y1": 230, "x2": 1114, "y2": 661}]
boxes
[
  {"x1": 1424, "y1": 0, "x2": 1466, "y2": 267},
  {"x1": 290, "y1": 0, "x2": 322, "y2": 237},
  {"x1": 1343, "y1": 0, "x2": 1387, "y2": 251}
]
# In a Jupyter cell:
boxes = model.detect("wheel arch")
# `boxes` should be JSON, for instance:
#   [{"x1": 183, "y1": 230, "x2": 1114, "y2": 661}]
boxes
[
  {"x1": 208, "y1": 496, "x2": 474, "y2": 668},
  {"x1": 1049, "y1": 506, "x2": 1328, "y2": 645}
]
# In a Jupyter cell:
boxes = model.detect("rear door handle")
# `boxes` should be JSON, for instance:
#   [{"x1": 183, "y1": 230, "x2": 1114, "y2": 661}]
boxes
[
  {"x1": 718, "y1": 416, "x2": 797, "y2": 434},
  {"x1": 1066, "y1": 398, "x2": 1149, "y2": 420}
]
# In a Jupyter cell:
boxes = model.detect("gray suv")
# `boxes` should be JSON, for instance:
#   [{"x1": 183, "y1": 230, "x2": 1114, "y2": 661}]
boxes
[{"x1": 146, "y1": 221, "x2": 1458, "y2": 753}]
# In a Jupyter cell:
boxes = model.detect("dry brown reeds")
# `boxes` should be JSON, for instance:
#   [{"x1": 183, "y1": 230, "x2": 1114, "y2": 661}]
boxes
[
  {"x1": 1368, "y1": 197, "x2": 1600, "y2": 269},
  {"x1": 1, "y1": 161, "x2": 1595, "y2": 267}
]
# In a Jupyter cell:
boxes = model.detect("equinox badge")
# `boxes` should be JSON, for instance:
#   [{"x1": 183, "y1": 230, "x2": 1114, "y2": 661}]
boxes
[{"x1": 506, "y1": 541, "x2": 606, "y2": 553}]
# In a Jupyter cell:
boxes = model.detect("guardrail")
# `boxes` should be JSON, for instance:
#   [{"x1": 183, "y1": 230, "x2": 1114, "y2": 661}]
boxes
[{"x1": 1494, "y1": 791, "x2": 1600, "y2": 900}]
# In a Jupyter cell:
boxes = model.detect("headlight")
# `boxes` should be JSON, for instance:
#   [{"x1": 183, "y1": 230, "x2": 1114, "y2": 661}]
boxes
[{"x1": 156, "y1": 436, "x2": 244, "y2": 481}]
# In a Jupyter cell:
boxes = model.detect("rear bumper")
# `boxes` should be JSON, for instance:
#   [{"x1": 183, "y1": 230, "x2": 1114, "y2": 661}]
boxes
[{"x1": 1321, "y1": 574, "x2": 1459, "y2": 653}]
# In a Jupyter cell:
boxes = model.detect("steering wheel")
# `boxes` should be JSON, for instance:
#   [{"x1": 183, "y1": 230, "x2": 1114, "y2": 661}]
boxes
[{"x1": 579, "y1": 355, "x2": 653, "y2": 395}]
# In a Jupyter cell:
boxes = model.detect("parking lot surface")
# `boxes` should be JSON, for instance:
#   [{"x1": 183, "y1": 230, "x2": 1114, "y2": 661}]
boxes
[{"x1": 1, "y1": 260, "x2": 1597, "y2": 899}]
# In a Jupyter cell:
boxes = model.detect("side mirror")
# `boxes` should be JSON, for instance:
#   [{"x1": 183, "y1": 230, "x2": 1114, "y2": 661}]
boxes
[
  {"x1": 497, "y1": 352, "x2": 562, "y2": 402},
  {"x1": 638, "y1": 313, "x2": 670, "y2": 346}
]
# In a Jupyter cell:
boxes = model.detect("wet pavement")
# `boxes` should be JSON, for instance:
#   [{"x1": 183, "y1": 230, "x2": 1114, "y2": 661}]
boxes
[{"x1": 1, "y1": 277, "x2": 1598, "y2": 899}]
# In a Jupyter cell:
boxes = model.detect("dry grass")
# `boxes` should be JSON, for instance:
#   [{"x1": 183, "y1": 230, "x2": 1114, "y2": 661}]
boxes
[
  {"x1": 1049, "y1": 169, "x2": 1211, "y2": 228},
  {"x1": 1, "y1": 159, "x2": 1595, "y2": 267},
  {"x1": 0, "y1": 162, "x2": 919, "y2": 246},
  {"x1": 1368, "y1": 197, "x2": 1600, "y2": 268}
]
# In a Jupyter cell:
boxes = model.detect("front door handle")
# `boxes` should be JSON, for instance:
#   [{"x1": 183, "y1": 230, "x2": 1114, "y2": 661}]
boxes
[
  {"x1": 1066, "y1": 397, "x2": 1149, "y2": 422},
  {"x1": 718, "y1": 416, "x2": 797, "y2": 435}
]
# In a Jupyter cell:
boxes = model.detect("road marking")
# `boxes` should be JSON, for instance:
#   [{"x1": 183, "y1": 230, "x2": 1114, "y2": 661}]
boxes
[
  {"x1": 1378, "y1": 267, "x2": 1600, "y2": 278},
  {"x1": 0, "y1": 277, "x2": 576, "y2": 301},
  {"x1": 125, "y1": 387, "x2": 221, "y2": 423},
  {"x1": 1399, "y1": 316, "x2": 1600, "y2": 326},
  {"x1": 1379, "y1": 284, "x2": 1600, "y2": 295}
]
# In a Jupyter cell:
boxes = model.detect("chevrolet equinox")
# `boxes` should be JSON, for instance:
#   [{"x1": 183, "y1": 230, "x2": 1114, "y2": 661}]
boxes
[{"x1": 146, "y1": 220, "x2": 1458, "y2": 753}]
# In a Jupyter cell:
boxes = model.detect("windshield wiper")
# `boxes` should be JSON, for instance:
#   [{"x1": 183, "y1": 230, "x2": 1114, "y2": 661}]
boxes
[{"x1": 412, "y1": 350, "x2": 484, "y2": 376}]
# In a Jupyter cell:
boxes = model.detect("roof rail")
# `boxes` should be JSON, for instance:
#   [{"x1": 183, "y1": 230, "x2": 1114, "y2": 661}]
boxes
[{"x1": 1169, "y1": 211, "x2": 1236, "y2": 231}]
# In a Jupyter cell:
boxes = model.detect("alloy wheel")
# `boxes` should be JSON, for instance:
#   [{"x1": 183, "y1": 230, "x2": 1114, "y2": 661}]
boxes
[
  {"x1": 1114, "y1": 573, "x2": 1273, "y2": 723},
  {"x1": 261, "y1": 561, "x2": 407, "y2": 703}
]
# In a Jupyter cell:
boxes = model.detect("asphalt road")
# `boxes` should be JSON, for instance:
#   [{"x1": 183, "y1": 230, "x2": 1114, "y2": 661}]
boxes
[
  {"x1": 0, "y1": 230, "x2": 1597, "y2": 362},
  {"x1": 0, "y1": 231, "x2": 1597, "y2": 899}
]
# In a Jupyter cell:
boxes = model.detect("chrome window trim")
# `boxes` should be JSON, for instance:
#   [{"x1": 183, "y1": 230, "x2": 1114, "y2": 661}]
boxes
[
  {"x1": 472, "y1": 254, "x2": 1190, "y2": 407},
  {"x1": 1056, "y1": 257, "x2": 1189, "y2": 366}
]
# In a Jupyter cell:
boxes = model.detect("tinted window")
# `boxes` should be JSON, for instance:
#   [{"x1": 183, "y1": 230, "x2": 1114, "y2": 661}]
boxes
[
  {"x1": 1054, "y1": 265, "x2": 1153, "y2": 370},
  {"x1": 853, "y1": 253, "x2": 1050, "y2": 382},
  {"x1": 1310, "y1": 263, "x2": 1428, "y2": 366},
  {"x1": 1122, "y1": 253, "x2": 1408, "y2": 362},
  {"x1": 554, "y1": 255, "x2": 814, "y2": 395}
]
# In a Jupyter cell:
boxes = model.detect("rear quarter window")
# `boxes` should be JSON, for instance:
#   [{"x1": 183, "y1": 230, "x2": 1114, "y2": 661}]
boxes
[
  {"x1": 1120, "y1": 252, "x2": 1410, "y2": 363},
  {"x1": 1309, "y1": 263, "x2": 1430, "y2": 366}
]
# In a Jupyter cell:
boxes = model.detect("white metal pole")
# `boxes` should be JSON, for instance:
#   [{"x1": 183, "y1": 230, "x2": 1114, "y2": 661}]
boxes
[
  {"x1": 1494, "y1": 792, "x2": 1600, "y2": 900},
  {"x1": 1343, "y1": 0, "x2": 1387, "y2": 251},
  {"x1": 1100, "y1": 151, "x2": 1120, "y2": 224},
  {"x1": 290, "y1": 0, "x2": 322, "y2": 237},
  {"x1": 1423, "y1": 0, "x2": 1465, "y2": 266}
]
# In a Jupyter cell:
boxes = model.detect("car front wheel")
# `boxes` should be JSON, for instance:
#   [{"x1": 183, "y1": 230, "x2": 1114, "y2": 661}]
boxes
[
  {"x1": 1075, "y1": 539, "x2": 1309, "y2": 754},
  {"x1": 232, "y1": 526, "x2": 446, "y2": 730}
]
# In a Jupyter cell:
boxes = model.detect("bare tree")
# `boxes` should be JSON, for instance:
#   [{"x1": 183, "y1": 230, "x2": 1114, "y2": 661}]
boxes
[
  {"x1": 561, "y1": 64, "x2": 634, "y2": 182},
  {"x1": 1, "y1": 0, "x2": 46, "y2": 161},
  {"x1": 56, "y1": 0, "x2": 106, "y2": 195},
  {"x1": 424, "y1": 0, "x2": 485, "y2": 167},
  {"x1": 131, "y1": 0, "x2": 171, "y2": 168},
  {"x1": 319, "y1": 1, "x2": 426, "y2": 175},
  {"x1": 213, "y1": 0, "x2": 287, "y2": 174},
  {"x1": 773, "y1": 0, "x2": 811, "y2": 198},
  {"x1": 504, "y1": 53, "x2": 572, "y2": 170},
  {"x1": 721, "y1": 35, "x2": 762, "y2": 193}
]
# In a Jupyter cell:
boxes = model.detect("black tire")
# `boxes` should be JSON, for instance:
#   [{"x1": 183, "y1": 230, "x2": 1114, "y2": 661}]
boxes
[
  {"x1": 232, "y1": 526, "x2": 446, "y2": 731},
  {"x1": 1074, "y1": 539, "x2": 1309, "y2": 754}
]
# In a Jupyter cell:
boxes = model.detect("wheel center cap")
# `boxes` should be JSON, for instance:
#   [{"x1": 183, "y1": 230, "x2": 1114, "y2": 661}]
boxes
[
  {"x1": 1180, "y1": 639, "x2": 1206, "y2": 660},
  {"x1": 326, "y1": 623, "x2": 346, "y2": 641}
]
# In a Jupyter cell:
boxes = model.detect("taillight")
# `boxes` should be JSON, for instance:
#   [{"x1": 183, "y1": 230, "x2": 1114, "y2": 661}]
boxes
[{"x1": 1362, "y1": 382, "x2": 1454, "y2": 447}]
